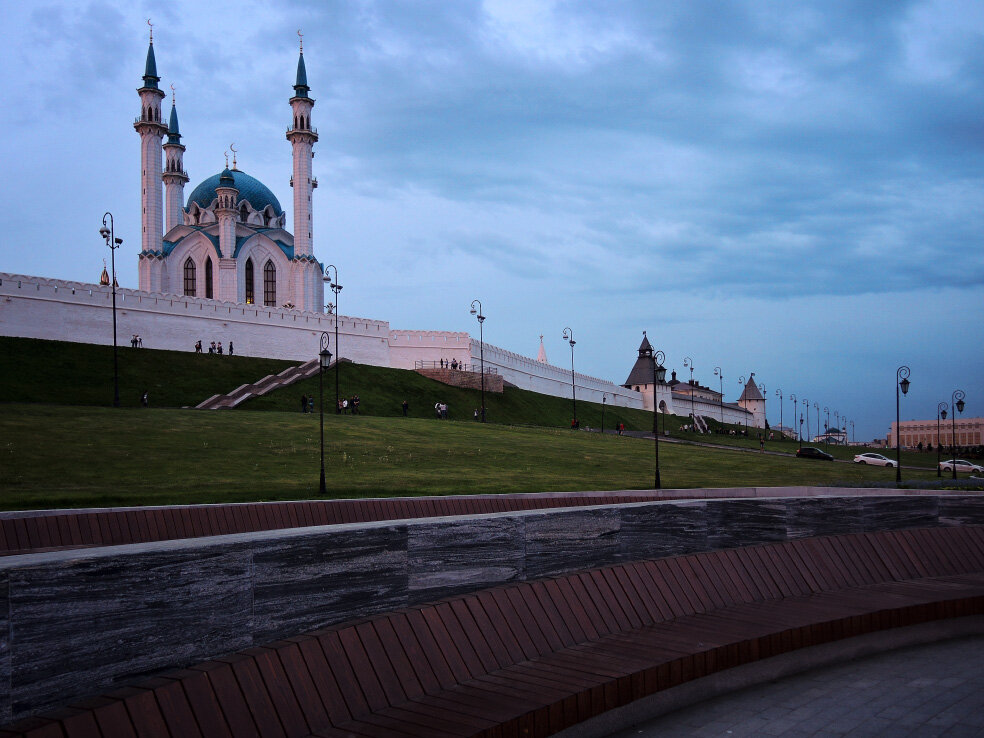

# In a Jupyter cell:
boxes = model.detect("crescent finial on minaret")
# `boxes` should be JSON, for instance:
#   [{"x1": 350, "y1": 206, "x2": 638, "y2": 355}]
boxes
[
  {"x1": 147, "y1": 18, "x2": 153, "y2": 43},
  {"x1": 230, "y1": 143, "x2": 238, "y2": 170},
  {"x1": 170, "y1": 83, "x2": 175, "y2": 105},
  {"x1": 297, "y1": 29, "x2": 303, "y2": 53},
  {"x1": 224, "y1": 151, "x2": 229, "y2": 168}
]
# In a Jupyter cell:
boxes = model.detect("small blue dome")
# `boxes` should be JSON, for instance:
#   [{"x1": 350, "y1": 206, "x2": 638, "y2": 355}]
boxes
[{"x1": 187, "y1": 169, "x2": 283, "y2": 215}]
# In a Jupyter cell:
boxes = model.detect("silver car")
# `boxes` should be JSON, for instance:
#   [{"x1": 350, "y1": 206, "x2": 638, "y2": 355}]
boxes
[
  {"x1": 853, "y1": 453, "x2": 896, "y2": 467},
  {"x1": 939, "y1": 459, "x2": 984, "y2": 474}
]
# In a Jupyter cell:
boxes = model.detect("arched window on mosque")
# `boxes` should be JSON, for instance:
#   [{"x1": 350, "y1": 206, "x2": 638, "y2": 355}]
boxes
[
  {"x1": 240, "y1": 203, "x2": 249, "y2": 222},
  {"x1": 263, "y1": 260, "x2": 276, "y2": 307},
  {"x1": 205, "y1": 257, "x2": 213, "y2": 299},
  {"x1": 245, "y1": 259, "x2": 255, "y2": 304},
  {"x1": 183, "y1": 258, "x2": 196, "y2": 297}
]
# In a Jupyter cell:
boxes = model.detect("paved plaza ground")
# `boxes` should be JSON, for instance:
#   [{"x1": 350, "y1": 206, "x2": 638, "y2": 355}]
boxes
[{"x1": 609, "y1": 635, "x2": 984, "y2": 737}]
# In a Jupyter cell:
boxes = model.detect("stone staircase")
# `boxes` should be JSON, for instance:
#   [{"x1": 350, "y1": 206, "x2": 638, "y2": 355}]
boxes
[
  {"x1": 693, "y1": 413, "x2": 710, "y2": 434},
  {"x1": 196, "y1": 358, "x2": 327, "y2": 410}
]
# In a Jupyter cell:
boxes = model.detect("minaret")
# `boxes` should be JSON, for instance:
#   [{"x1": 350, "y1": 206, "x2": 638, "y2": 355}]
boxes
[
  {"x1": 162, "y1": 86, "x2": 188, "y2": 232},
  {"x1": 285, "y1": 33, "x2": 322, "y2": 311},
  {"x1": 134, "y1": 24, "x2": 167, "y2": 292},
  {"x1": 287, "y1": 34, "x2": 318, "y2": 262},
  {"x1": 213, "y1": 163, "x2": 239, "y2": 302}
]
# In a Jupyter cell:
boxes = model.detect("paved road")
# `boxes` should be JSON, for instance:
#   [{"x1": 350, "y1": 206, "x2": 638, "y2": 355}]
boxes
[{"x1": 609, "y1": 636, "x2": 984, "y2": 737}]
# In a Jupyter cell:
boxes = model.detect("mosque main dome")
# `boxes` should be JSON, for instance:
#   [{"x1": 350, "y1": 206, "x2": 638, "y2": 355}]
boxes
[{"x1": 186, "y1": 169, "x2": 284, "y2": 216}]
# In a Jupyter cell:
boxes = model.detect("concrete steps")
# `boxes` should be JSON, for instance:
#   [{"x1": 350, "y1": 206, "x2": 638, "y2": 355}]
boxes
[
  {"x1": 416, "y1": 366, "x2": 504, "y2": 393},
  {"x1": 196, "y1": 358, "x2": 323, "y2": 409}
]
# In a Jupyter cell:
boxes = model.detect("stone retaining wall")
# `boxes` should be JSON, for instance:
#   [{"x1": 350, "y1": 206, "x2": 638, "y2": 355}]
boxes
[{"x1": 1, "y1": 493, "x2": 983, "y2": 722}]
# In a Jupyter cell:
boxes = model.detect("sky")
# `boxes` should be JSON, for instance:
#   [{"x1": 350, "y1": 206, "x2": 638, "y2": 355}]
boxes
[{"x1": 1, "y1": 0, "x2": 982, "y2": 441}]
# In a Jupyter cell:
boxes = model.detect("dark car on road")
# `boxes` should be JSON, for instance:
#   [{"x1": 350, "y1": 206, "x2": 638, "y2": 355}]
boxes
[{"x1": 796, "y1": 446, "x2": 834, "y2": 461}]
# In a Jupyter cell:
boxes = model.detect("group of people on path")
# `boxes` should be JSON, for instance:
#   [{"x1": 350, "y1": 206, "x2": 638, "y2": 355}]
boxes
[
  {"x1": 299, "y1": 394, "x2": 361, "y2": 414},
  {"x1": 129, "y1": 335, "x2": 144, "y2": 348},
  {"x1": 439, "y1": 358, "x2": 462, "y2": 370},
  {"x1": 195, "y1": 340, "x2": 234, "y2": 355},
  {"x1": 434, "y1": 402, "x2": 449, "y2": 419}
]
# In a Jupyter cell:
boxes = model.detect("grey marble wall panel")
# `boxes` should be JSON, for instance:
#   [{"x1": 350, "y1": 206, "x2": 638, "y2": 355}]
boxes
[
  {"x1": 8, "y1": 545, "x2": 251, "y2": 720},
  {"x1": 938, "y1": 497, "x2": 984, "y2": 527},
  {"x1": 0, "y1": 573, "x2": 9, "y2": 725},
  {"x1": 619, "y1": 501, "x2": 708, "y2": 561},
  {"x1": 408, "y1": 517, "x2": 524, "y2": 604},
  {"x1": 525, "y1": 508, "x2": 621, "y2": 579},
  {"x1": 252, "y1": 525, "x2": 408, "y2": 643},
  {"x1": 785, "y1": 497, "x2": 863, "y2": 540},
  {"x1": 860, "y1": 496, "x2": 939, "y2": 532},
  {"x1": 706, "y1": 499, "x2": 788, "y2": 550}
]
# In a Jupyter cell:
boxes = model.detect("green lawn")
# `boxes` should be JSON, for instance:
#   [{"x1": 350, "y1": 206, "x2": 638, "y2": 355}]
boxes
[{"x1": 0, "y1": 404, "x2": 943, "y2": 511}]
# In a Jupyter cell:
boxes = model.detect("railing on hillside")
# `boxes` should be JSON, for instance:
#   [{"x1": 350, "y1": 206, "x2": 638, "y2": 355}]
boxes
[{"x1": 415, "y1": 360, "x2": 498, "y2": 375}]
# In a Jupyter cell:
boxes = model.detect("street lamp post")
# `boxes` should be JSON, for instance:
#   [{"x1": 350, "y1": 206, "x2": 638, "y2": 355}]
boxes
[
  {"x1": 601, "y1": 394, "x2": 607, "y2": 434},
  {"x1": 850, "y1": 420, "x2": 855, "y2": 444},
  {"x1": 799, "y1": 414, "x2": 804, "y2": 444},
  {"x1": 814, "y1": 402, "x2": 820, "y2": 444},
  {"x1": 937, "y1": 402, "x2": 948, "y2": 478},
  {"x1": 684, "y1": 357, "x2": 695, "y2": 432},
  {"x1": 99, "y1": 213, "x2": 123, "y2": 408},
  {"x1": 895, "y1": 366, "x2": 911, "y2": 484},
  {"x1": 318, "y1": 332, "x2": 333, "y2": 495},
  {"x1": 824, "y1": 407, "x2": 830, "y2": 448},
  {"x1": 834, "y1": 411, "x2": 840, "y2": 442},
  {"x1": 470, "y1": 300, "x2": 486, "y2": 422},
  {"x1": 563, "y1": 327, "x2": 577, "y2": 427},
  {"x1": 759, "y1": 383, "x2": 766, "y2": 430},
  {"x1": 775, "y1": 388, "x2": 783, "y2": 440},
  {"x1": 804, "y1": 398, "x2": 810, "y2": 444},
  {"x1": 324, "y1": 265, "x2": 342, "y2": 413},
  {"x1": 790, "y1": 394, "x2": 798, "y2": 446},
  {"x1": 738, "y1": 376, "x2": 748, "y2": 435},
  {"x1": 714, "y1": 367, "x2": 724, "y2": 428},
  {"x1": 651, "y1": 349, "x2": 667, "y2": 489},
  {"x1": 950, "y1": 390, "x2": 966, "y2": 480}
]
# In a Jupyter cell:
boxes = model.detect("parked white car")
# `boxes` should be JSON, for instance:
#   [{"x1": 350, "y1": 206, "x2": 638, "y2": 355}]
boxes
[
  {"x1": 939, "y1": 459, "x2": 984, "y2": 474},
  {"x1": 853, "y1": 453, "x2": 896, "y2": 467}
]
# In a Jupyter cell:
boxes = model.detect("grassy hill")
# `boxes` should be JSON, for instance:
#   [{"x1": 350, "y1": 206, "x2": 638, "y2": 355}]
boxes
[
  {"x1": 0, "y1": 336, "x2": 665, "y2": 431},
  {"x1": 0, "y1": 404, "x2": 941, "y2": 511}
]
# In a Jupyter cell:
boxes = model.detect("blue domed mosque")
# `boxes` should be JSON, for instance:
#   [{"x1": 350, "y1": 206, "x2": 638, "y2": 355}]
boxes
[{"x1": 134, "y1": 29, "x2": 323, "y2": 312}]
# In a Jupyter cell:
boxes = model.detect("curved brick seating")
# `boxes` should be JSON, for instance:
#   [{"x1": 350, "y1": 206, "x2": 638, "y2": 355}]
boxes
[{"x1": 3, "y1": 526, "x2": 982, "y2": 738}]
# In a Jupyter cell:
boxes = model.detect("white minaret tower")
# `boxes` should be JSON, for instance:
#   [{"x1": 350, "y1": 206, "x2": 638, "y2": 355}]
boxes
[
  {"x1": 135, "y1": 23, "x2": 168, "y2": 293},
  {"x1": 286, "y1": 32, "x2": 322, "y2": 312},
  {"x1": 162, "y1": 85, "x2": 189, "y2": 233}
]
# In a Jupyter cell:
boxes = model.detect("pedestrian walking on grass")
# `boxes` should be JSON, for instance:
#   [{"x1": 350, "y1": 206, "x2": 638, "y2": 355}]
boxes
[
  {"x1": 228, "y1": 341, "x2": 234, "y2": 356},
  {"x1": 301, "y1": 394, "x2": 308, "y2": 413},
  {"x1": 141, "y1": 391, "x2": 149, "y2": 407},
  {"x1": 402, "y1": 400, "x2": 409, "y2": 417}
]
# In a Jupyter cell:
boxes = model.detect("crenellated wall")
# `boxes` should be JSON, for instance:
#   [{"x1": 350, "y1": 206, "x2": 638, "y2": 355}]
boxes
[{"x1": 1, "y1": 272, "x2": 643, "y2": 408}]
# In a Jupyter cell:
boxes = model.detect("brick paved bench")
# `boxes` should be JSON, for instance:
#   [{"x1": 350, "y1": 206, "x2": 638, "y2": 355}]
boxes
[{"x1": 3, "y1": 526, "x2": 982, "y2": 737}]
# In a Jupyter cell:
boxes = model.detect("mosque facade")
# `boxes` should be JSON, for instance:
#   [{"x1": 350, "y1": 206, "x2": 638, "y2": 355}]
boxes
[{"x1": 134, "y1": 34, "x2": 323, "y2": 313}]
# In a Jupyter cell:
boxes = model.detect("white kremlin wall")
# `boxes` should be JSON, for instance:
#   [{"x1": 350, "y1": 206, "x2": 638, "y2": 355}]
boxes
[{"x1": 1, "y1": 273, "x2": 643, "y2": 410}]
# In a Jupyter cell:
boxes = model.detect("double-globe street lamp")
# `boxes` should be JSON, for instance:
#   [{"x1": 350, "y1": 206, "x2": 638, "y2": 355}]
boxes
[
  {"x1": 99, "y1": 212, "x2": 123, "y2": 408},
  {"x1": 714, "y1": 366, "x2": 724, "y2": 427},
  {"x1": 324, "y1": 265, "x2": 342, "y2": 413},
  {"x1": 803, "y1": 398, "x2": 810, "y2": 445},
  {"x1": 937, "y1": 402, "x2": 948, "y2": 478},
  {"x1": 318, "y1": 332, "x2": 333, "y2": 495},
  {"x1": 562, "y1": 328, "x2": 577, "y2": 427},
  {"x1": 651, "y1": 348, "x2": 667, "y2": 489},
  {"x1": 470, "y1": 300, "x2": 486, "y2": 422},
  {"x1": 790, "y1": 394, "x2": 799, "y2": 446},
  {"x1": 775, "y1": 388, "x2": 783, "y2": 440},
  {"x1": 950, "y1": 390, "x2": 966, "y2": 480},
  {"x1": 895, "y1": 365, "x2": 911, "y2": 484},
  {"x1": 683, "y1": 357, "x2": 695, "y2": 431}
]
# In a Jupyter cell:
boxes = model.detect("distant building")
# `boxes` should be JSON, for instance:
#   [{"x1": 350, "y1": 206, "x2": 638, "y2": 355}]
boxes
[
  {"x1": 812, "y1": 427, "x2": 847, "y2": 444},
  {"x1": 887, "y1": 417, "x2": 984, "y2": 449}
]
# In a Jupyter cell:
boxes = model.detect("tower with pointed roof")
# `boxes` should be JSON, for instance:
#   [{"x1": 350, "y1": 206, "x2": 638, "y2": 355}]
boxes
[
  {"x1": 135, "y1": 28, "x2": 168, "y2": 293},
  {"x1": 622, "y1": 331, "x2": 669, "y2": 412},
  {"x1": 162, "y1": 89, "x2": 189, "y2": 233},
  {"x1": 738, "y1": 373, "x2": 767, "y2": 428}
]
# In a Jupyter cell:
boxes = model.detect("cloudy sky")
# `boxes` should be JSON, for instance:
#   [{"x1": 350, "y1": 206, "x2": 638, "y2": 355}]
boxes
[{"x1": 1, "y1": 0, "x2": 982, "y2": 441}]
